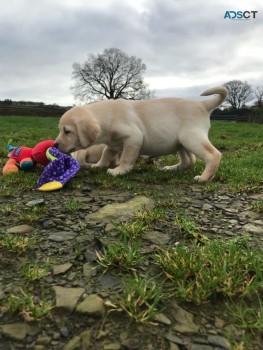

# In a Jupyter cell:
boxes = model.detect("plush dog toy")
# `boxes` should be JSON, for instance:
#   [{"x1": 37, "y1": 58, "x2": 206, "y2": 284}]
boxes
[
  {"x1": 3, "y1": 140, "x2": 55, "y2": 174},
  {"x1": 2, "y1": 140, "x2": 80, "y2": 191}
]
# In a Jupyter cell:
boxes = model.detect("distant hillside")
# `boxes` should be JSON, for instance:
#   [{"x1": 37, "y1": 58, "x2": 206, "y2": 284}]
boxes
[{"x1": 0, "y1": 99, "x2": 71, "y2": 117}]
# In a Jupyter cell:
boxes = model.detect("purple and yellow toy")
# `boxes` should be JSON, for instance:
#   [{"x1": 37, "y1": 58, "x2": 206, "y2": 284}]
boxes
[
  {"x1": 2, "y1": 140, "x2": 80, "y2": 191},
  {"x1": 36, "y1": 147, "x2": 80, "y2": 191}
]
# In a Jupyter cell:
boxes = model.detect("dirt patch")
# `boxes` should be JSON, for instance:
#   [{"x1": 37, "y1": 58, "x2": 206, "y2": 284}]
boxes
[{"x1": 0, "y1": 184, "x2": 262, "y2": 350}]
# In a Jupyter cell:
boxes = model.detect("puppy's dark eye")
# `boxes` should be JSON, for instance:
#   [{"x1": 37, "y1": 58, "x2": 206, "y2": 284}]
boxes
[{"x1": 63, "y1": 128, "x2": 71, "y2": 135}]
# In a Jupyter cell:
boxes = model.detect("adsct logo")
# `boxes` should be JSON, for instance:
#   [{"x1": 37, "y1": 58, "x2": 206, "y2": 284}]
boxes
[{"x1": 224, "y1": 10, "x2": 258, "y2": 20}]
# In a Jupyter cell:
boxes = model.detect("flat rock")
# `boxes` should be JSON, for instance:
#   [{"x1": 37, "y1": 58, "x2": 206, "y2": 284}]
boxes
[
  {"x1": 238, "y1": 211, "x2": 259, "y2": 221},
  {"x1": 249, "y1": 193, "x2": 263, "y2": 200},
  {"x1": 83, "y1": 263, "x2": 95, "y2": 279},
  {"x1": 86, "y1": 196, "x2": 154, "y2": 222},
  {"x1": 207, "y1": 335, "x2": 231, "y2": 349},
  {"x1": 143, "y1": 231, "x2": 170, "y2": 245},
  {"x1": 63, "y1": 330, "x2": 92, "y2": 350},
  {"x1": 63, "y1": 336, "x2": 81, "y2": 350},
  {"x1": 76, "y1": 294, "x2": 105, "y2": 317},
  {"x1": 6, "y1": 224, "x2": 34, "y2": 234},
  {"x1": 189, "y1": 345, "x2": 213, "y2": 350},
  {"x1": 26, "y1": 198, "x2": 45, "y2": 207},
  {"x1": 218, "y1": 195, "x2": 230, "y2": 200},
  {"x1": 243, "y1": 223, "x2": 263, "y2": 234},
  {"x1": 171, "y1": 303, "x2": 199, "y2": 334},
  {"x1": 202, "y1": 203, "x2": 213, "y2": 210},
  {"x1": 98, "y1": 274, "x2": 121, "y2": 288},
  {"x1": 48, "y1": 231, "x2": 78, "y2": 242},
  {"x1": 53, "y1": 263, "x2": 73, "y2": 275},
  {"x1": 224, "y1": 208, "x2": 238, "y2": 214},
  {"x1": 153, "y1": 313, "x2": 171, "y2": 325},
  {"x1": 35, "y1": 334, "x2": 51, "y2": 345},
  {"x1": 0, "y1": 322, "x2": 30, "y2": 341},
  {"x1": 53, "y1": 286, "x2": 85, "y2": 311},
  {"x1": 165, "y1": 333, "x2": 184, "y2": 345}
]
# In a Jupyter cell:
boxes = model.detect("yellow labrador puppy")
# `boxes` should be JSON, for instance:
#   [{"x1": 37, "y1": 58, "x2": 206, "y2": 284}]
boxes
[{"x1": 55, "y1": 86, "x2": 227, "y2": 181}]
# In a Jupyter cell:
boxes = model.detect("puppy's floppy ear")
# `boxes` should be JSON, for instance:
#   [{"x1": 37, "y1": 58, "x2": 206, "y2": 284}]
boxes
[{"x1": 76, "y1": 117, "x2": 101, "y2": 148}]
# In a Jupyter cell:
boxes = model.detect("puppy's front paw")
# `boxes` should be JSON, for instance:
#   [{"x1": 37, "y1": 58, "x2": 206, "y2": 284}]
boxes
[
  {"x1": 107, "y1": 166, "x2": 129, "y2": 176},
  {"x1": 91, "y1": 163, "x2": 101, "y2": 169},
  {"x1": 194, "y1": 175, "x2": 207, "y2": 182},
  {"x1": 91, "y1": 161, "x2": 107, "y2": 169},
  {"x1": 162, "y1": 165, "x2": 180, "y2": 171}
]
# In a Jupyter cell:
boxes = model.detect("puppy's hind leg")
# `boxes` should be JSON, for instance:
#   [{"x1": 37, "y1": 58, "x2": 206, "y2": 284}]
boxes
[
  {"x1": 162, "y1": 148, "x2": 196, "y2": 172},
  {"x1": 193, "y1": 142, "x2": 221, "y2": 182},
  {"x1": 181, "y1": 136, "x2": 221, "y2": 182}
]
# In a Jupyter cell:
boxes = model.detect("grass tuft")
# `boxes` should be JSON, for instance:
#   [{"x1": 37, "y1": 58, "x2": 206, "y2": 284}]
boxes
[
  {"x1": 226, "y1": 294, "x2": 263, "y2": 332},
  {"x1": 96, "y1": 240, "x2": 142, "y2": 271},
  {"x1": 154, "y1": 236, "x2": 263, "y2": 304},
  {"x1": 4, "y1": 288, "x2": 53, "y2": 321},
  {"x1": 0, "y1": 234, "x2": 37, "y2": 253},
  {"x1": 109, "y1": 274, "x2": 163, "y2": 323},
  {"x1": 21, "y1": 261, "x2": 51, "y2": 281}
]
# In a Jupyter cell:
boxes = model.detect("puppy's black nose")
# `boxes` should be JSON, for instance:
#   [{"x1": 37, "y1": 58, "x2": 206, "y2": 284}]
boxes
[{"x1": 54, "y1": 142, "x2": 59, "y2": 148}]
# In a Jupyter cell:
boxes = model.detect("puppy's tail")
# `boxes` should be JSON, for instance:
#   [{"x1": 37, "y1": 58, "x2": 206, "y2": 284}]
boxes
[{"x1": 201, "y1": 86, "x2": 228, "y2": 112}]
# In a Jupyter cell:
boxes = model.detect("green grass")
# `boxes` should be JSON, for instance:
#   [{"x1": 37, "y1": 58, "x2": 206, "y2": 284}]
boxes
[
  {"x1": 251, "y1": 200, "x2": 263, "y2": 213},
  {"x1": 154, "y1": 236, "x2": 263, "y2": 304},
  {"x1": 0, "y1": 116, "x2": 58, "y2": 152},
  {"x1": 96, "y1": 240, "x2": 142, "y2": 271},
  {"x1": 109, "y1": 274, "x2": 163, "y2": 323},
  {"x1": 0, "y1": 117, "x2": 263, "y2": 192},
  {"x1": 5, "y1": 288, "x2": 53, "y2": 321},
  {"x1": 227, "y1": 295, "x2": 263, "y2": 333},
  {"x1": 0, "y1": 233, "x2": 37, "y2": 253},
  {"x1": 174, "y1": 212, "x2": 208, "y2": 243},
  {"x1": 64, "y1": 198, "x2": 83, "y2": 212},
  {"x1": 21, "y1": 260, "x2": 51, "y2": 281}
]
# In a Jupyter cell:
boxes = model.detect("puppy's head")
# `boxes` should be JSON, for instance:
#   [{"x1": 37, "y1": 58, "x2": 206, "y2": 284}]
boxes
[{"x1": 55, "y1": 107, "x2": 101, "y2": 154}]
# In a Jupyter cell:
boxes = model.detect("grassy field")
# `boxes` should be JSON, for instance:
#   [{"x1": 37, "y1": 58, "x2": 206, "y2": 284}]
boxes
[
  {"x1": 0, "y1": 115, "x2": 263, "y2": 349},
  {"x1": 0, "y1": 116, "x2": 262, "y2": 192}
]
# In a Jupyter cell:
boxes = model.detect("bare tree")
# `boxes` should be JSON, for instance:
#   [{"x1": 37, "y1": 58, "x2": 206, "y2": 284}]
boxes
[
  {"x1": 224, "y1": 80, "x2": 253, "y2": 109},
  {"x1": 254, "y1": 85, "x2": 263, "y2": 107},
  {"x1": 71, "y1": 48, "x2": 154, "y2": 103}
]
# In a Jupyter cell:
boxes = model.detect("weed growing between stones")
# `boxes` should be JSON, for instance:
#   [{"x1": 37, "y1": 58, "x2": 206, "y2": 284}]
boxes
[
  {"x1": 0, "y1": 233, "x2": 37, "y2": 253},
  {"x1": 108, "y1": 273, "x2": 163, "y2": 323},
  {"x1": 0, "y1": 202, "x2": 18, "y2": 216},
  {"x1": 18, "y1": 204, "x2": 49, "y2": 222},
  {"x1": 226, "y1": 294, "x2": 263, "y2": 333},
  {"x1": 154, "y1": 236, "x2": 263, "y2": 304},
  {"x1": 96, "y1": 240, "x2": 142, "y2": 271},
  {"x1": 21, "y1": 260, "x2": 52, "y2": 281},
  {"x1": 251, "y1": 200, "x2": 263, "y2": 213},
  {"x1": 4, "y1": 288, "x2": 53, "y2": 321},
  {"x1": 64, "y1": 198, "x2": 83, "y2": 212},
  {"x1": 112, "y1": 220, "x2": 148, "y2": 241}
]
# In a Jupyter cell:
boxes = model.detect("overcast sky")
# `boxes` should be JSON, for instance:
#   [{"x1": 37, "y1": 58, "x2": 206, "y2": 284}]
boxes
[{"x1": 0, "y1": 0, "x2": 262, "y2": 106}]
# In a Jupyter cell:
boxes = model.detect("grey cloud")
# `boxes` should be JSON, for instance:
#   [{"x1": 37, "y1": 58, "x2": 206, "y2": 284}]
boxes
[{"x1": 0, "y1": 0, "x2": 262, "y2": 105}]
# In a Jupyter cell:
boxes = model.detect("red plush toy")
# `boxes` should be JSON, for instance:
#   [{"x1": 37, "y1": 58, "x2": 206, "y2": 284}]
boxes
[{"x1": 2, "y1": 140, "x2": 55, "y2": 175}]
